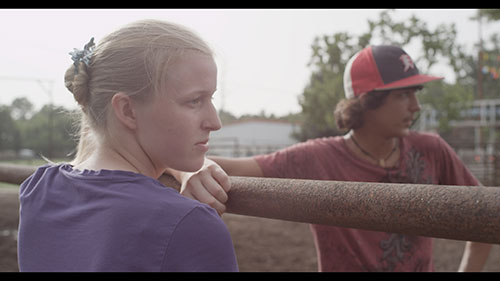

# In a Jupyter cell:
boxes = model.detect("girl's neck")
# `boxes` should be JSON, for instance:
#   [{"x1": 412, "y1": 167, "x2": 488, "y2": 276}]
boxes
[{"x1": 73, "y1": 137, "x2": 160, "y2": 179}]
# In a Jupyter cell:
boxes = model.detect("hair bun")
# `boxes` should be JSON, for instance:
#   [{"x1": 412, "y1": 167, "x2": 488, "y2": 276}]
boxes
[
  {"x1": 65, "y1": 38, "x2": 95, "y2": 108},
  {"x1": 64, "y1": 61, "x2": 90, "y2": 107}
]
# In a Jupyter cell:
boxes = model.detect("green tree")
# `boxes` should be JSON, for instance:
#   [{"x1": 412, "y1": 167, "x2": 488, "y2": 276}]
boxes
[
  {"x1": 418, "y1": 80, "x2": 475, "y2": 132},
  {"x1": 296, "y1": 32, "x2": 359, "y2": 140},
  {"x1": 10, "y1": 97, "x2": 34, "y2": 120},
  {"x1": 20, "y1": 105, "x2": 77, "y2": 158},
  {"x1": 0, "y1": 105, "x2": 19, "y2": 151},
  {"x1": 477, "y1": 34, "x2": 500, "y2": 99},
  {"x1": 481, "y1": 9, "x2": 500, "y2": 21},
  {"x1": 295, "y1": 9, "x2": 474, "y2": 141},
  {"x1": 218, "y1": 109, "x2": 238, "y2": 125}
]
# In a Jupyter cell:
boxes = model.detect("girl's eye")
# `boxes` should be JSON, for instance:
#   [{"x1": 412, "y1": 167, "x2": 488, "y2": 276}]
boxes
[
  {"x1": 186, "y1": 92, "x2": 215, "y2": 107},
  {"x1": 189, "y1": 98, "x2": 202, "y2": 105}
]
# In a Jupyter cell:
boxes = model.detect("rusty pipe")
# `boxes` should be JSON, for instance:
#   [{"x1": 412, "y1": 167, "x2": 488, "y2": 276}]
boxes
[
  {"x1": 2, "y1": 164, "x2": 500, "y2": 244},
  {"x1": 226, "y1": 177, "x2": 500, "y2": 244},
  {"x1": 0, "y1": 163, "x2": 36, "y2": 186}
]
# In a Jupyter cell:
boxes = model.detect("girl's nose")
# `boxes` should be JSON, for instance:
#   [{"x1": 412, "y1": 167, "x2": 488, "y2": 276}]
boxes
[{"x1": 202, "y1": 103, "x2": 222, "y2": 131}]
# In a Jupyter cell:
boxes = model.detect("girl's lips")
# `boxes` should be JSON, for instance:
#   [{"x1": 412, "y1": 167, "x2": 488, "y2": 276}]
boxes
[
  {"x1": 196, "y1": 139, "x2": 209, "y2": 145},
  {"x1": 195, "y1": 139, "x2": 209, "y2": 152}
]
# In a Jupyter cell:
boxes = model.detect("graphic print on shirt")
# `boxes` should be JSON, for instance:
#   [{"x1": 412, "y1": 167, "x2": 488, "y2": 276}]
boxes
[{"x1": 377, "y1": 148, "x2": 433, "y2": 271}]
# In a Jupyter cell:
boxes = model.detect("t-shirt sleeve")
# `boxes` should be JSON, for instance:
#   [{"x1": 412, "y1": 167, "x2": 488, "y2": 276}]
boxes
[
  {"x1": 253, "y1": 141, "x2": 314, "y2": 179},
  {"x1": 434, "y1": 135, "x2": 481, "y2": 186},
  {"x1": 161, "y1": 205, "x2": 238, "y2": 272}
]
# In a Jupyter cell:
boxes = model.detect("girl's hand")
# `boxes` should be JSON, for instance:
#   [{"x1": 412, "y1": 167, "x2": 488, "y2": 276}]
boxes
[{"x1": 174, "y1": 158, "x2": 231, "y2": 215}]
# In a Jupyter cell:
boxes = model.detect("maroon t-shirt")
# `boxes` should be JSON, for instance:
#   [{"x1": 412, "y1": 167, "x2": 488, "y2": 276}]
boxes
[{"x1": 254, "y1": 132, "x2": 480, "y2": 272}]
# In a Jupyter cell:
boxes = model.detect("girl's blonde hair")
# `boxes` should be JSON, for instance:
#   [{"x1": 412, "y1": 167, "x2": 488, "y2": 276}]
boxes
[{"x1": 64, "y1": 19, "x2": 213, "y2": 164}]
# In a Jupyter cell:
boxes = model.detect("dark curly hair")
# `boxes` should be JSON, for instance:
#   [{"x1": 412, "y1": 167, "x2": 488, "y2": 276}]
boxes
[{"x1": 334, "y1": 91, "x2": 390, "y2": 131}]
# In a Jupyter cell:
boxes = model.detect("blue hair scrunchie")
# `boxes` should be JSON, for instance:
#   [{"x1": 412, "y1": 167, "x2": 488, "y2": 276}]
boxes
[{"x1": 69, "y1": 37, "x2": 95, "y2": 74}]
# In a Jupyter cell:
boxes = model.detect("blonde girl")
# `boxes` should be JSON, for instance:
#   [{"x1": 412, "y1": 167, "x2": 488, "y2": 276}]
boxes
[{"x1": 18, "y1": 19, "x2": 238, "y2": 272}]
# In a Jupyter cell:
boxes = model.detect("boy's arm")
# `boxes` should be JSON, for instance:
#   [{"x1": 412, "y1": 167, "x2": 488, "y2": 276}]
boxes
[{"x1": 165, "y1": 156, "x2": 263, "y2": 215}]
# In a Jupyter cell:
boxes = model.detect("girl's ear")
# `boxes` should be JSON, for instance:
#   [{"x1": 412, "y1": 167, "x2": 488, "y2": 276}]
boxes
[{"x1": 111, "y1": 92, "x2": 137, "y2": 130}]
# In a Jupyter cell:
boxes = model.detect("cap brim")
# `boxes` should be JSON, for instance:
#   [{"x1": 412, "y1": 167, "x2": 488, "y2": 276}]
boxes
[{"x1": 373, "y1": 74, "x2": 444, "y2": 91}]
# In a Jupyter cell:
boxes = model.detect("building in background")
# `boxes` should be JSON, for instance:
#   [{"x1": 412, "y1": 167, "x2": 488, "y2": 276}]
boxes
[
  {"x1": 208, "y1": 119, "x2": 299, "y2": 157},
  {"x1": 417, "y1": 99, "x2": 500, "y2": 186}
]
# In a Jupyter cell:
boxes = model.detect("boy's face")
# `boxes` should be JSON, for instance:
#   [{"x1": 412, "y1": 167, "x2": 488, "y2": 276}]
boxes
[
  {"x1": 363, "y1": 87, "x2": 422, "y2": 137},
  {"x1": 134, "y1": 52, "x2": 221, "y2": 173}
]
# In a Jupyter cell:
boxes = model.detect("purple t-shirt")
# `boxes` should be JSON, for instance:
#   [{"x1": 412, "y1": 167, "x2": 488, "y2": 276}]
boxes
[{"x1": 18, "y1": 164, "x2": 238, "y2": 272}]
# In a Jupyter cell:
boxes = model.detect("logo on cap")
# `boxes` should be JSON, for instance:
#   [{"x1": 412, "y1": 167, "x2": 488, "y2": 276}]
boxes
[{"x1": 399, "y1": 54, "x2": 415, "y2": 72}]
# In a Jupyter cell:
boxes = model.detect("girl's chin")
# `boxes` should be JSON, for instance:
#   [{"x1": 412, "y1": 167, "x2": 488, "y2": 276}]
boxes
[
  {"x1": 179, "y1": 157, "x2": 206, "y2": 173},
  {"x1": 164, "y1": 157, "x2": 205, "y2": 173}
]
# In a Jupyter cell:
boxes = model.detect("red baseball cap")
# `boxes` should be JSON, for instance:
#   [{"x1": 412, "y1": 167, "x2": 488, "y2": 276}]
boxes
[{"x1": 343, "y1": 45, "x2": 443, "y2": 99}]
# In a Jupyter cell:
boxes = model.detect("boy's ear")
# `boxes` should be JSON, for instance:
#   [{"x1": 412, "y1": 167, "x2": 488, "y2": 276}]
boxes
[{"x1": 110, "y1": 92, "x2": 137, "y2": 130}]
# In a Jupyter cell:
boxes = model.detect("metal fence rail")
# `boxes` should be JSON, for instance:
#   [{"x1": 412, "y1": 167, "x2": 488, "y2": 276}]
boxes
[{"x1": 1, "y1": 163, "x2": 499, "y2": 244}]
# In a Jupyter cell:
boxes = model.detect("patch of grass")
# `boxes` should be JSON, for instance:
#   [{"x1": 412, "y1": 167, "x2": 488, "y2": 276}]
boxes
[{"x1": 0, "y1": 182, "x2": 18, "y2": 190}]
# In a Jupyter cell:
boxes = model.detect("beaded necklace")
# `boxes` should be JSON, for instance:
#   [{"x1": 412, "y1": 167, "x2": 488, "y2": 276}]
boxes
[{"x1": 351, "y1": 135, "x2": 398, "y2": 168}]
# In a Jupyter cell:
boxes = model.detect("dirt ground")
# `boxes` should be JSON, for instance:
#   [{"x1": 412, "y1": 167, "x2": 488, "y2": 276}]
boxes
[{"x1": 1, "y1": 189, "x2": 499, "y2": 272}]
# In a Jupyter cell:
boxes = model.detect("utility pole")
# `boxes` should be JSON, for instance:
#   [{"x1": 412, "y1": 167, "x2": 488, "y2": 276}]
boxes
[
  {"x1": 477, "y1": 10, "x2": 484, "y2": 100},
  {"x1": 473, "y1": 10, "x2": 487, "y2": 182}
]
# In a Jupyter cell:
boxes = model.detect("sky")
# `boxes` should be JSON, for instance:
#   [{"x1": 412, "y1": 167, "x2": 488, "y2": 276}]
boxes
[{"x1": 1, "y1": 9, "x2": 499, "y2": 117}]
